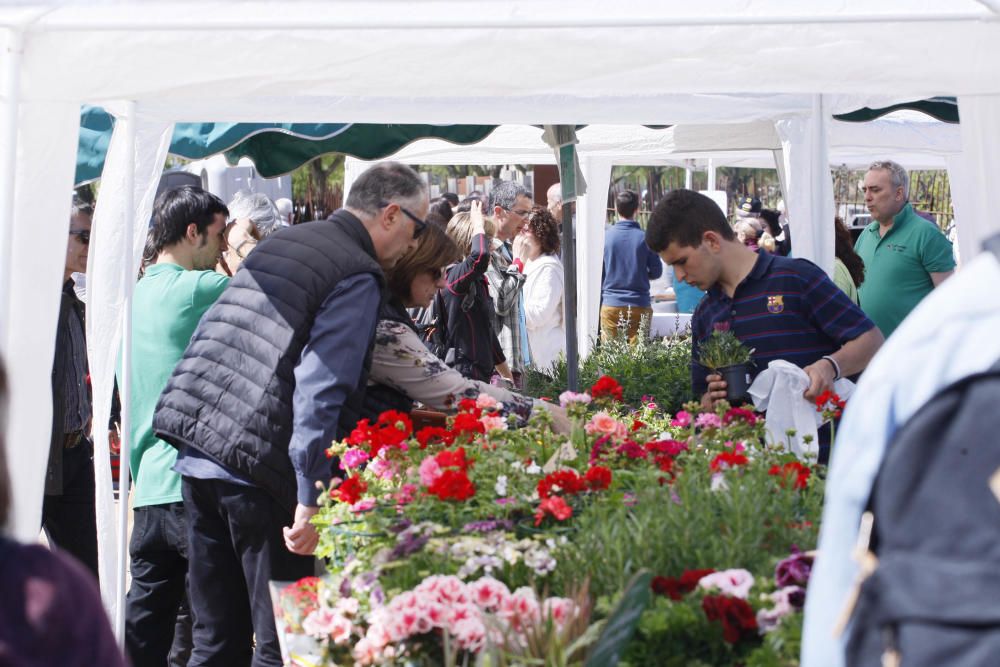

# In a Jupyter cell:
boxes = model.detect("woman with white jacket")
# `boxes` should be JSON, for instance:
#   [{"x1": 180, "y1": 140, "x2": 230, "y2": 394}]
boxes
[{"x1": 513, "y1": 206, "x2": 565, "y2": 373}]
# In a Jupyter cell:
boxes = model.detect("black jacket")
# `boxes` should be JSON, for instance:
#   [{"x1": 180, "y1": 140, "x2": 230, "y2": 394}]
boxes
[
  {"x1": 153, "y1": 211, "x2": 384, "y2": 511},
  {"x1": 440, "y1": 233, "x2": 504, "y2": 382}
]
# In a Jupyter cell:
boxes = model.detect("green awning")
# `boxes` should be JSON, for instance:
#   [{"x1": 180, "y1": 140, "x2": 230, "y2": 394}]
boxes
[{"x1": 832, "y1": 96, "x2": 958, "y2": 123}]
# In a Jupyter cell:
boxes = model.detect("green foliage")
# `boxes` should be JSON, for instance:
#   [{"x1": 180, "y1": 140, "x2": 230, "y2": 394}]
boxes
[
  {"x1": 585, "y1": 570, "x2": 652, "y2": 667},
  {"x1": 698, "y1": 330, "x2": 754, "y2": 371},
  {"x1": 523, "y1": 328, "x2": 694, "y2": 414}
]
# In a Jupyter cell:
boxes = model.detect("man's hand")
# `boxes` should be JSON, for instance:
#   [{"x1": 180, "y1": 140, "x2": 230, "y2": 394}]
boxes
[
  {"x1": 283, "y1": 504, "x2": 320, "y2": 556},
  {"x1": 700, "y1": 373, "x2": 728, "y2": 411},
  {"x1": 802, "y1": 358, "x2": 836, "y2": 401}
]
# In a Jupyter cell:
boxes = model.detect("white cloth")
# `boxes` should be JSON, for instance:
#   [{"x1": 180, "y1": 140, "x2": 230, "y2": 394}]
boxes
[
  {"x1": 522, "y1": 253, "x2": 565, "y2": 372},
  {"x1": 748, "y1": 360, "x2": 855, "y2": 459}
]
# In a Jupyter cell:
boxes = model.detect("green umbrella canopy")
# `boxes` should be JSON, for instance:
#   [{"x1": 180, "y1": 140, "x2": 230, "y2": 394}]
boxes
[
  {"x1": 832, "y1": 96, "x2": 958, "y2": 123},
  {"x1": 75, "y1": 105, "x2": 496, "y2": 185}
]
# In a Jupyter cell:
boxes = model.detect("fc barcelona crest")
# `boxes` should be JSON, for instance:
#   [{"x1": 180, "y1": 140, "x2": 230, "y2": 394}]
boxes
[{"x1": 766, "y1": 295, "x2": 784, "y2": 314}]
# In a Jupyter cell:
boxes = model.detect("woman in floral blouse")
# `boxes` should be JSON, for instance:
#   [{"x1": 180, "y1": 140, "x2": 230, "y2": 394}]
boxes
[{"x1": 367, "y1": 214, "x2": 570, "y2": 432}]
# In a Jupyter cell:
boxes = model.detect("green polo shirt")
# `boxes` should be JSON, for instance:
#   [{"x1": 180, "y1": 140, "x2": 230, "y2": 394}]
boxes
[
  {"x1": 125, "y1": 263, "x2": 229, "y2": 508},
  {"x1": 855, "y1": 203, "x2": 954, "y2": 338}
]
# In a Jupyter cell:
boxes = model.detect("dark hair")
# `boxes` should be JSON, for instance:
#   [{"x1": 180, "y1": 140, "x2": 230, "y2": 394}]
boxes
[
  {"x1": 488, "y1": 181, "x2": 531, "y2": 212},
  {"x1": 387, "y1": 223, "x2": 461, "y2": 303},
  {"x1": 427, "y1": 198, "x2": 452, "y2": 229},
  {"x1": 834, "y1": 217, "x2": 865, "y2": 288},
  {"x1": 345, "y1": 162, "x2": 427, "y2": 216},
  {"x1": 615, "y1": 190, "x2": 640, "y2": 219},
  {"x1": 759, "y1": 209, "x2": 782, "y2": 236},
  {"x1": 0, "y1": 357, "x2": 9, "y2": 529},
  {"x1": 440, "y1": 192, "x2": 459, "y2": 207},
  {"x1": 150, "y1": 185, "x2": 229, "y2": 255},
  {"x1": 646, "y1": 189, "x2": 735, "y2": 251},
  {"x1": 525, "y1": 206, "x2": 560, "y2": 255}
]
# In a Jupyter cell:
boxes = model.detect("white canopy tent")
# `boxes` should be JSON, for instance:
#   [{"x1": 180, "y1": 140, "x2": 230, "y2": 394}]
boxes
[
  {"x1": 2, "y1": 3, "x2": 1000, "y2": 659},
  {"x1": 345, "y1": 115, "x2": 963, "y2": 355}
]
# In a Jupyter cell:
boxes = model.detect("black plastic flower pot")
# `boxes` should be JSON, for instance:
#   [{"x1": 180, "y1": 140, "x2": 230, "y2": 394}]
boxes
[{"x1": 718, "y1": 363, "x2": 752, "y2": 403}]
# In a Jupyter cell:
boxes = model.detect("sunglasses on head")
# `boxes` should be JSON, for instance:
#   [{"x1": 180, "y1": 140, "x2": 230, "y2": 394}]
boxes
[
  {"x1": 69, "y1": 229, "x2": 91, "y2": 244},
  {"x1": 380, "y1": 201, "x2": 427, "y2": 239}
]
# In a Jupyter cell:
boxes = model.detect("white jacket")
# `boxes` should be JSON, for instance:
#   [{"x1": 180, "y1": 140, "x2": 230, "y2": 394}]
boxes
[{"x1": 523, "y1": 254, "x2": 565, "y2": 372}]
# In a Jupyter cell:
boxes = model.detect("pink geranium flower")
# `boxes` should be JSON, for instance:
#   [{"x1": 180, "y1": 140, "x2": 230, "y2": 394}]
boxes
[
  {"x1": 585, "y1": 412, "x2": 628, "y2": 442},
  {"x1": 698, "y1": 568, "x2": 755, "y2": 599},
  {"x1": 695, "y1": 412, "x2": 723, "y2": 429},
  {"x1": 670, "y1": 410, "x2": 692, "y2": 428},
  {"x1": 419, "y1": 457, "x2": 443, "y2": 487},
  {"x1": 340, "y1": 447, "x2": 370, "y2": 470},
  {"x1": 558, "y1": 390, "x2": 592, "y2": 407}
]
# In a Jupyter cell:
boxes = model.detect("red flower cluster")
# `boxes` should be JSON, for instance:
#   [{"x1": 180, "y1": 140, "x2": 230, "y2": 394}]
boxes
[
  {"x1": 701, "y1": 594, "x2": 758, "y2": 643},
  {"x1": 452, "y1": 412, "x2": 486, "y2": 441},
  {"x1": 331, "y1": 474, "x2": 368, "y2": 505},
  {"x1": 348, "y1": 410, "x2": 413, "y2": 457},
  {"x1": 283, "y1": 576, "x2": 321, "y2": 617},
  {"x1": 590, "y1": 375, "x2": 624, "y2": 402},
  {"x1": 534, "y1": 496, "x2": 573, "y2": 526},
  {"x1": 415, "y1": 426, "x2": 455, "y2": 449},
  {"x1": 710, "y1": 451, "x2": 749, "y2": 472},
  {"x1": 768, "y1": 461, "x2": 811, "y2": 490},
  {"x1": 537, "y1": 469, "x2": 585, "y2": 500},
  {"x1": 723, "y1": 407, "x2": 759, "y2": 426},
  {"x1": 631, "y1": 419, "x2": 646, "y2": 432},
  {"x1": 427, "y1": 447, "x2": 476, "y2": 501},
  {"x1": 650, "y1": 568, "x2": 716, "y2": 600},
  {"x1": 814, "y1": 390, "x2": 846, "y2": 418},
  {"x1": 584, "y1": 465, "x2": 612, "y2": 491}
]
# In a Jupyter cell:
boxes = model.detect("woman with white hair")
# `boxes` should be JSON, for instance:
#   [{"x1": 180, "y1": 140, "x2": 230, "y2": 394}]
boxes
[{"x1": 217, "y1": 191, "x2": 281, "y2": 275}]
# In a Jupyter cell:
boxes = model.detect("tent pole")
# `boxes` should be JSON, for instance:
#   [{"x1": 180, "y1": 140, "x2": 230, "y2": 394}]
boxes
[
  {"x1": 707, "y1": 158, "x2": 716, "y2": 191},
  {"x1": 114, "y1": 100, "x2": 138, "y2": 645},
  {"x1": 0, "y1": 27, "x2": 24, "y2": 356}
]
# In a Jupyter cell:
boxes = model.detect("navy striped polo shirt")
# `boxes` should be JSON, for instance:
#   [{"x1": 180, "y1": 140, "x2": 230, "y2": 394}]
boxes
[{"x1": 691, "y1": 252, "x2": 875, "y2": 395}]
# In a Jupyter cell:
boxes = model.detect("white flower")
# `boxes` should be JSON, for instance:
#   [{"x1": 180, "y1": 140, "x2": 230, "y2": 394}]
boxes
[
  {"x1": 698, "y1": 569, "x2": 755, "y2": 599},
  {"x1": 526, "y1": 462, "x2": 541, "y2": 475},
  {"x1": 495, "y1": 475, "x2": 509, "y2": 497}
]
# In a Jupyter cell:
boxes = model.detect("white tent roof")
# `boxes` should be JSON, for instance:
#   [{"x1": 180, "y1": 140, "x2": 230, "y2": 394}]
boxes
[{"x1": 3, "y1": 5, "x2": 1000, "y2": 660}]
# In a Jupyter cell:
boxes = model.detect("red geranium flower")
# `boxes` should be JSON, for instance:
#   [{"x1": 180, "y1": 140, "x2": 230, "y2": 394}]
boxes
[
  {"x1": 590, "y1": 375, "x2": 624, "y2": 402},
  {"x1": 650, "y1": 568, "x2": 716, "y2": 600},
  {"x1": 710, "y1": 451, "x2": 749, "y2": 471},
  {"x1": 537, "y1": 469, "x2": 586, "y2": 500},
  {"x1": 584, "y1": 465, "x2": 612, "y2": 491},
  {"x1": 723, "y1": 407, "x2": 759, "y2": 426},
  {"x1": 814, "y1": 390, "x2": 847, "y2": 418},
  {"x1": 768, "y1": 461, "x2": 811, "y2": 489},
  {"x1": 427, "y1": 468, "x2": 476, "y2": 501},
  {"x1": 456, "y1": 398, "x2": 482, "y2": 417},
  {"x1": 631, "y1": 419, "x2": 646, "y2": 432},
  {"x1": 415, "y1": 426, "x2": 455, "y2": 449},
  {"x1": 452, "y1": 412, "x2": 486, "y2": 440},
  {"x1": 534, "y1": 496, "x2": 573, "y2": 526},
  {"x1": 645, "y1": 439, "x2": 688, "y2": 457},
  {"x1": 435, "y1": 446, "x2": 472, "y2": 471},
  {"x1": 330, "y1": 474, "x2": 368, "y2": 505},
  {"x1": 702, "y1": 594, "x2": 758, "y2": 643}
]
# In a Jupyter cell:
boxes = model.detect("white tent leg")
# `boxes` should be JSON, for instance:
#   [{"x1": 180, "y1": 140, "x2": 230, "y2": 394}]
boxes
[
  {"x1": 575, "y1": 156, "x2": 612, "y2": 358},
  {"x1": 952, "y1": 95, "x2": 1000, "y2": 264},
  {"x1": 0, "y1": 28, "x2": 23, "y2": 356}
]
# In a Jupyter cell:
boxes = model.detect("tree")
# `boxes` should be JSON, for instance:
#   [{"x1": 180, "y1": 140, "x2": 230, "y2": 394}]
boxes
[{"x1": 292, "y1": 154, "x2": 345, "y2": 220}]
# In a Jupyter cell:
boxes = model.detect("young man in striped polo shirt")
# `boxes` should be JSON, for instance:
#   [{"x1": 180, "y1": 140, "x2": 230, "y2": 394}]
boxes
[{"x1": 646, "y1": 190, "x2": 884, "y2": 426}]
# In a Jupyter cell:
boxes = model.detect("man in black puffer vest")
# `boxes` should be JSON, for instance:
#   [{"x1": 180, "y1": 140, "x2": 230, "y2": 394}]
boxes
[{"x1": 152, "y1": 162, "x2": 428, "y2": 667}]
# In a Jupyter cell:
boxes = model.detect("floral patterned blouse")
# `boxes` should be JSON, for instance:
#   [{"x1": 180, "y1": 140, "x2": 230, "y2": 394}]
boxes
[{"x1": 369, "y1": 318, "x2": 535, "y2": 421}]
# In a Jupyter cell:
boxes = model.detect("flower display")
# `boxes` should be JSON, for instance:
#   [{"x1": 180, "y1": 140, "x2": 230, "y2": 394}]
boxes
[{"x1": 296, "y1": 377, "x2": 823, "y2": 666}]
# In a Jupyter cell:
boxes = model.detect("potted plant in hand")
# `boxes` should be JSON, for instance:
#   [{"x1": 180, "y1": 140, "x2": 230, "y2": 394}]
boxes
[{"x1": 699, "y1": 330, "x2": 755, "y2": 402}]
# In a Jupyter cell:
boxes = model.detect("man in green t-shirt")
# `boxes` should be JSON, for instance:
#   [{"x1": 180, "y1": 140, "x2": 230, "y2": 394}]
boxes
[
  {"x1": 854, "y1": 160, "x2": 955, "y2": 338},
  {"x1": 123, "y1": 186, "x2": 230, "y2": 666}
]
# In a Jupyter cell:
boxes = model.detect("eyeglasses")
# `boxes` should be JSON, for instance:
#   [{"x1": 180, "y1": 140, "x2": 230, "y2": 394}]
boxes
[
  {"x1": 380, "y1": 201, "x2": 427, "y2": 239},
  {"x1": 69, "y1": 229, "x2": 91, "y2": 245},
  {"x1": 508, "y1": 207, "x2": 532, "y2": 219}
]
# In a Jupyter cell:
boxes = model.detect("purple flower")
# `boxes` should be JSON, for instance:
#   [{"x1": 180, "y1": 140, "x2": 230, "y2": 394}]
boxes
[
  {"x1": 389, "y1": 532, "x2": 429, "y2": 560},
  {"x1": 775, "y1": 546, "x2": 814, "y2": 588},
  {"x1": 713, "y1": 321, "x2": 731, "y2": 333},
  {"x1": 463, "y1": 519, "x2": 515, "y2": 533}
]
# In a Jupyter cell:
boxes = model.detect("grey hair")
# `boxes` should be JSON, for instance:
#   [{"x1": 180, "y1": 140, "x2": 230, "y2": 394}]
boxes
[
  {"x1": 869, "y1": 160, "x2": 909, "y2": 200},
  {"x1": 71, "y1": 195, "x2": 93, "y2": 219},
  {"x1": 228, "y1": 191, "x2": 280, "y2": 237},
  {"x1": 488, "y1": 180, "x2": 532, "y2": 212},
  {"x1": 547, "y1": 182, "x2": 563, "y2": 206},
  {"x1": 345, "y1": 162, "x2": 427, "y2": 216}
]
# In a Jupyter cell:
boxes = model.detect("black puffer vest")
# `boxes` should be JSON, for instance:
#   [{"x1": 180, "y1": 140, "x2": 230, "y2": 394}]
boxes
[
  {"x1": 360, "y1": 298, "x2": 417, "y2": 421},
  {"x1": 153, "y1": 211, "x2": 385, "y2": 510}
]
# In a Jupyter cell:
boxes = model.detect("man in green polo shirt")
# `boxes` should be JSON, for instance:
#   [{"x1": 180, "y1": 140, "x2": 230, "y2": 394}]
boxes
[
  {"x1": 854, "y1": 160, "x2": 955, "y2": 338},
  {"x1": 123, "y1": 185, "x2": 230, "y2": 666}
]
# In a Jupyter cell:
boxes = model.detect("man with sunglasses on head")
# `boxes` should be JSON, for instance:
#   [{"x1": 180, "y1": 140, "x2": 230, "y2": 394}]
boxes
[
  {"x1": 153, "y1": 162, "x2": 427, "y2": 667},
  {"x1": 44, "y1": 197, "x2": 108, "y2": 579}
]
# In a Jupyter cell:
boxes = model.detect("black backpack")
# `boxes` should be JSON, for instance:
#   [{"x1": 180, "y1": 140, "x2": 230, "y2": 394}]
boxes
[{"x1": 845, "y1": 242, "x2": 1000, "y2": 666}]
